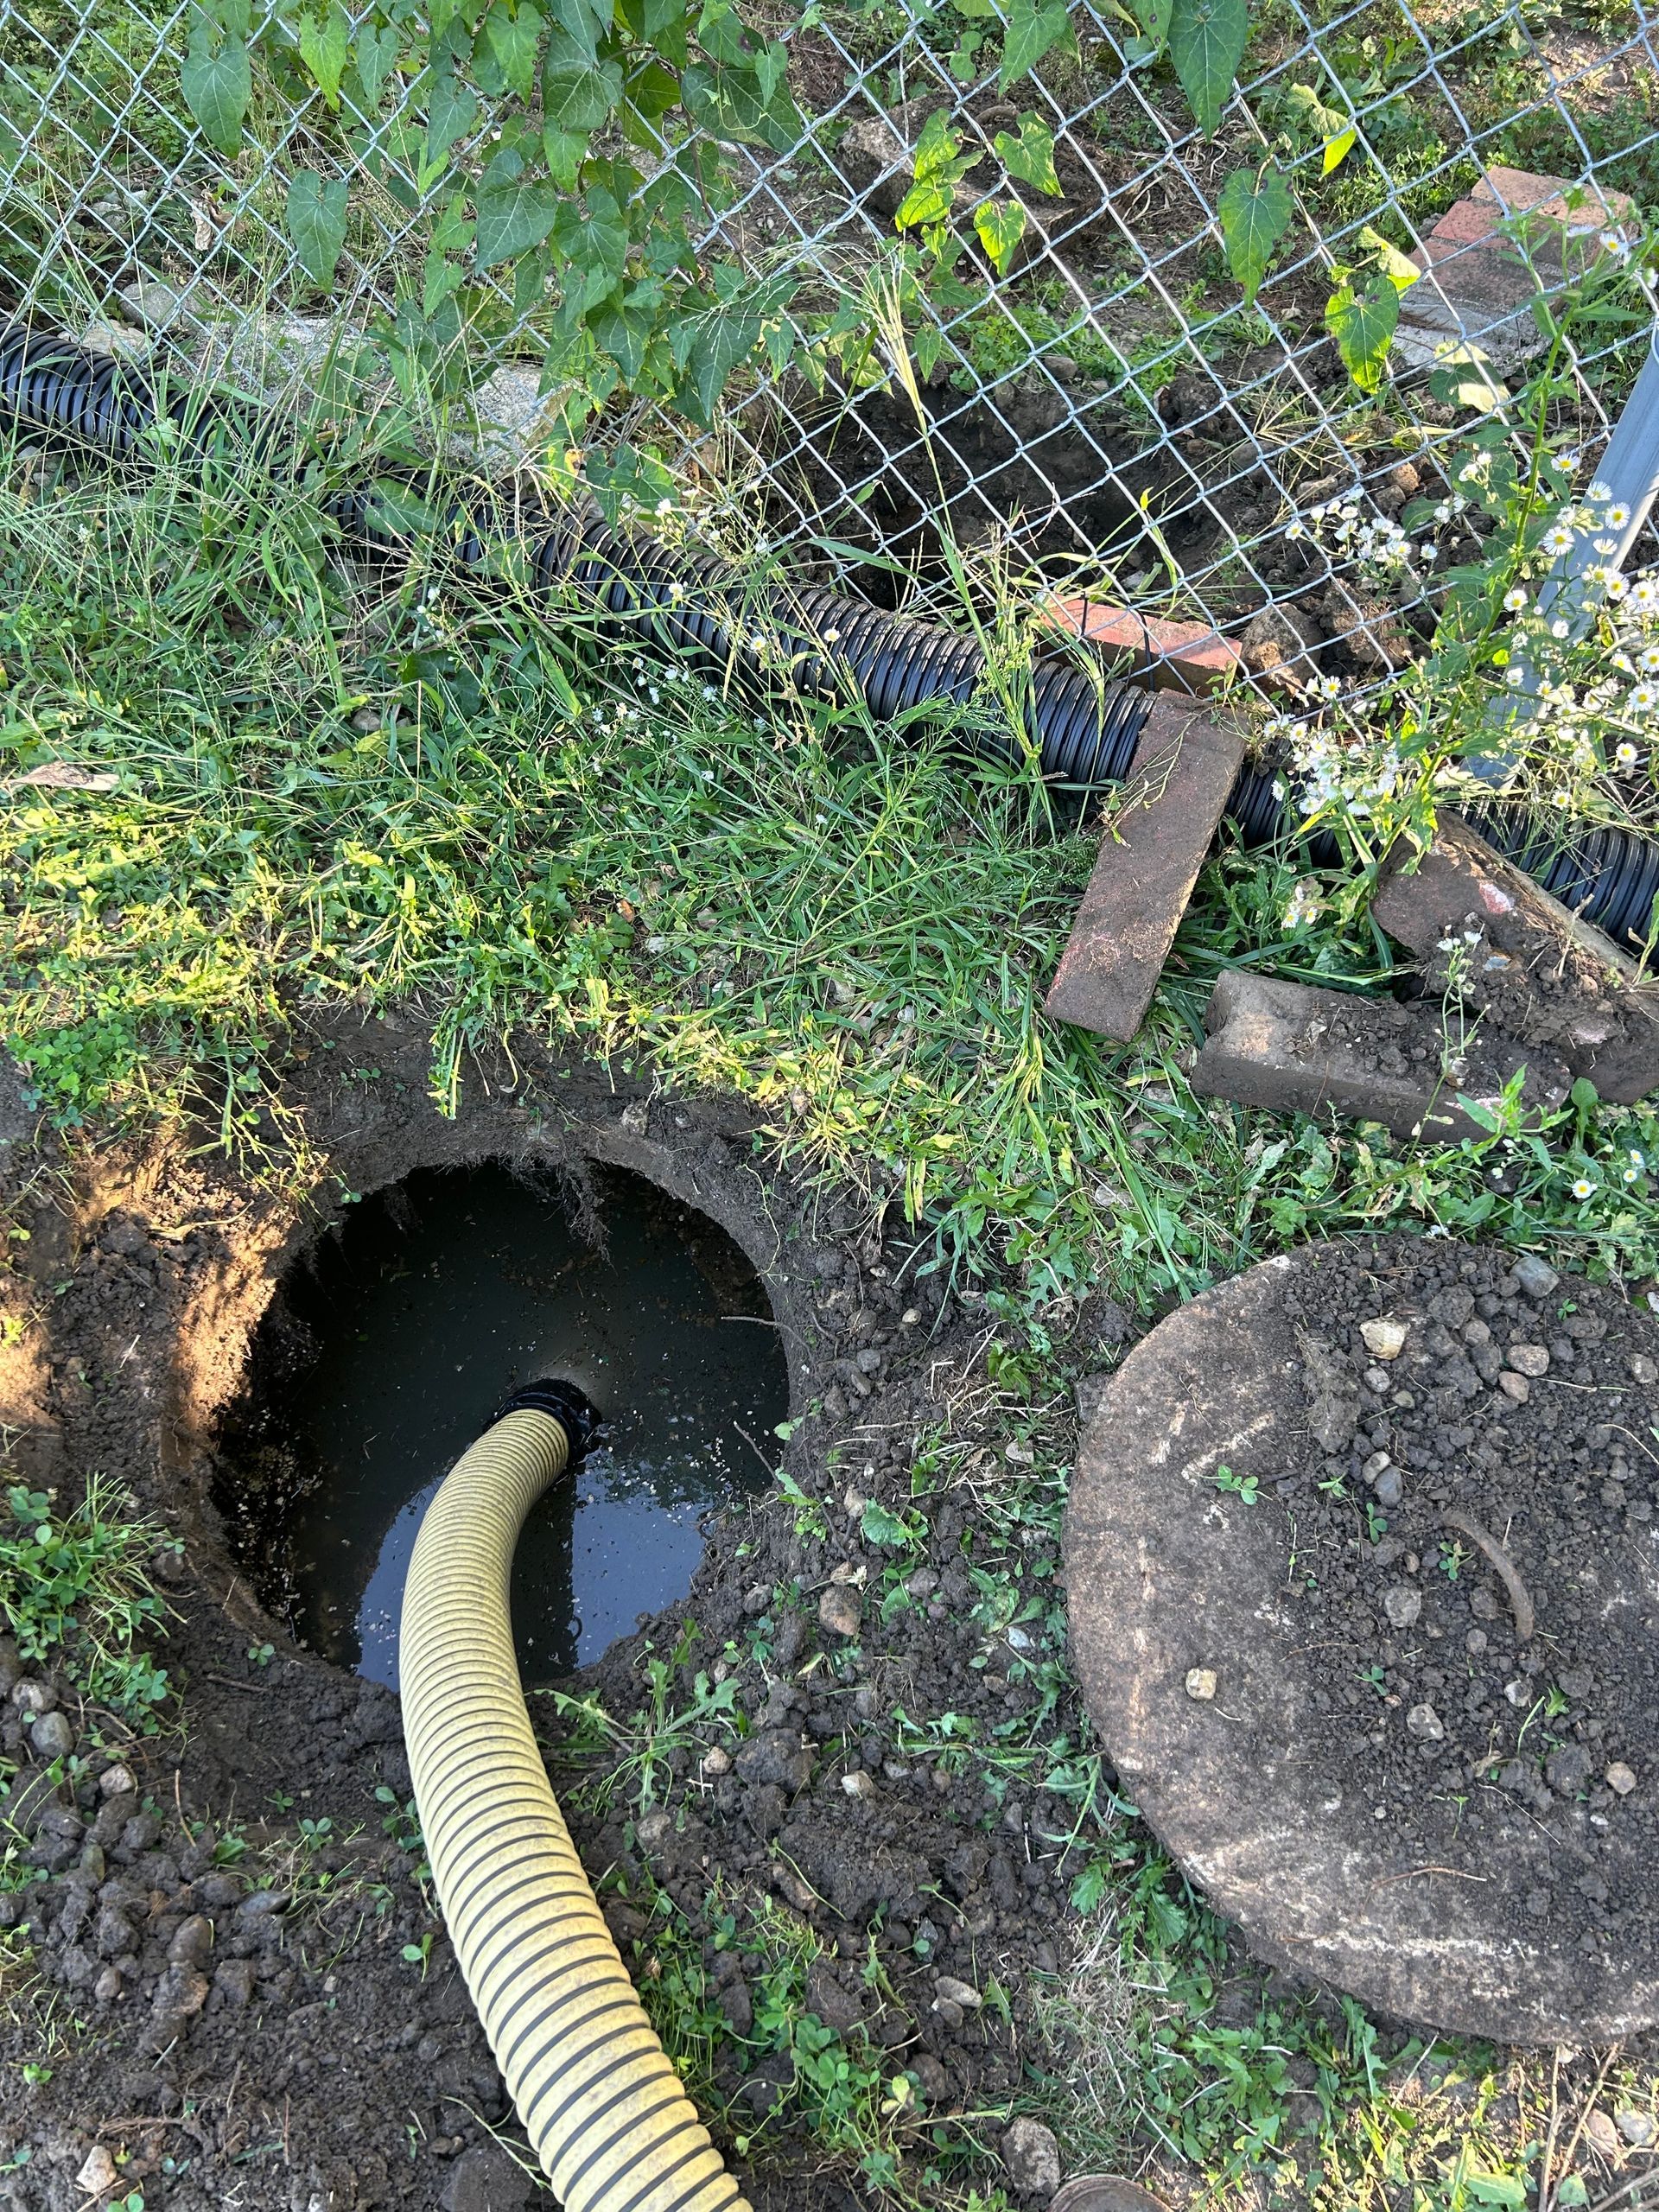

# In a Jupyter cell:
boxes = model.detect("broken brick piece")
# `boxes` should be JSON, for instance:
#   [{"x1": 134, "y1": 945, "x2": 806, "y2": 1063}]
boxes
[
  {"x1": 1044, "y1": 698, "x2": 1246, "y2": 1043},
  {"x1": 1395, "y1": 166, "x2": 1637, "y2": 372},
  {"x1": 1374, "y1": 811, "x2": 1659, "y2": 1104},
  {"x1": 1046, "y1": 597, "x2": 1243, "y2": 696},
  {"x1": 1191, "y1": 971, "x2": 1571, "y2": 1142}
]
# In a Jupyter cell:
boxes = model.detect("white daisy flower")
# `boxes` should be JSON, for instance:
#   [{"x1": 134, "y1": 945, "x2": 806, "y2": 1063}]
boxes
[
  {"x1": 1617, "y1": 742, "x2": 1640, "y2": 766},
  {"x1": 1607, "y1": 504, "x2": 1632, "y2": 529},
  {"x1": 1572, "y1": 1177, "x2": 1597, "y2": 1198},
  {"x1": 1541, "y1": 524, "x2": 1575, "y2": 556},
  {"x1": 1503, "y1": 588, "x2": 1527, "y2": 612}
]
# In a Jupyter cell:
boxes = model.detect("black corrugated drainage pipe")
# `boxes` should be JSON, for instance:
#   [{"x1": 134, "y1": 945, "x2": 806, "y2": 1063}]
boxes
[
  {"x1": 4, "y1": 322, "x2": 1658, "y2": 947},
  {"x1": 399, "y1": 1376, "x2": 751, "y2": 2212}
]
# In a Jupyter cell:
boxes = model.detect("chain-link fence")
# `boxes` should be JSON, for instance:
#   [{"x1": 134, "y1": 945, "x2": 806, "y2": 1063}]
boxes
[{"x1": 1, "y1": 0, "x2": 1655, "y2": 686}]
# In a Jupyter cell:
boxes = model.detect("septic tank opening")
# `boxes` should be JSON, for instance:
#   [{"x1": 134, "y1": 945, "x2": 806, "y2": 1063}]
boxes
[{"x1": 215, "y1": 1159, "x2": 788, "y2": 1688}]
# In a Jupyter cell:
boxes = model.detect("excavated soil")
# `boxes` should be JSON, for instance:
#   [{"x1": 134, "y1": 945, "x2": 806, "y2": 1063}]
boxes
[
  {"x1": 1281, "y1": 1237, "x2": 1657, "y2": 1955},
  {"x1": 0, "y1": 1013, "x2": 1154, "y2": 2211}
]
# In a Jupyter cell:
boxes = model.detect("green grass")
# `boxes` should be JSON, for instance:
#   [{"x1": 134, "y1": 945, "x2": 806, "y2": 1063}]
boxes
[
  {"x1": 0, "y1": 1473, "x2": 177, "y2": 1719},
  {"x1": 5, "y1": 443, "x2": 1659, "y2": 2206}
]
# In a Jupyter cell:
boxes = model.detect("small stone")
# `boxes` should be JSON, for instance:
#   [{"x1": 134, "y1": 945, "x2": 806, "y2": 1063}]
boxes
[
  {"x1": 1606, "y1": 1761, "x2": 1637, "y2": 1796},
  {"x1": 1470, "y1": 1586, "x2": 1499, "y2": 1620},
  {"x1": 1466, "y1": 1629, "x2": 1488, "y2": 1654},
  {"x1": 1373, "y1": 1466, "x2": 1404, "y2": 1510},
  {"x1": 10, "y1": 1679, "x2": 54, "y2": 1716},
  {"x1": 168, "y1": 1913, "x2": 213, "y2": 1968},
  {"x1": 1363, "y1": 1450, "x2": 1392, "y2": 1481},
  {"x1": 1001, "y1": 2117, "x2": 1062, "y2": 2199},
  {"x1": 934, "y1": 1974, "x2": 982, "y2": 2010},
  {"x1": 1584, "y1": 2109, "x2": 1621, "y2": 2158},
  {"x1": 701, "y1": 1745, "x2": 731, "y2": 1777},
  {"x1": 817, "y1": 1584, "x2": 862, "y2": 1639},
  {"x1": 1406, "y1": 1703, "x2": 1444, "y2": 1742},
  {"x1": 235, "y1": 1889, "x2": 289, "y2": 1923},
  {"x1": 30, "y1": 1709, "x2": 74, "y2": 1760},
  {"x1": 1507, "y1": 1343, "x2": 1549, "y2": 1376},
  {"x1": 1630, "y1": 1353, "x2": 1658, "y2": 1384},
  {"x1": 841, "y1": 1770, "x2": 877, "y2": 1801},
  {"x1": 1364, "y1": 1365, "x2": 1393, "y2": 1394},
  {"x1": 1618, "y1": 2107, "x2": 1656, "y2": 2146},
  {"x1": 1185, "y1": 1668, "x2": 1217, "y2": 1701},
  {"x1": 77, "y1": 2146, "x2": 118, "y2": 2196},
  {"x1": 1504, "y1": 1679, "x2": 1531, "y2": 1707},
  {"x1": 92, "y1": 1966, "x2": 122, "y2": 2003},
  {"x1": 1498, "y1": 1371, "x2": 1531, "y2": 1404},
  {"x1": 1513, "y1": 1255, "x2": 1560, "y2": 1300},
  {"x1": 1382, "y1": 1586, "x2": 1421, "y2": 1629},
  {"x1": 855, "y1": 1348, "x2": 882, "y2": 1375},
  {"x1": 97, "y1": 1764, "x2": 137, "y2": 1798},
  {"x1": 635, "y1": 1808, "x2": 672, "y2": 1853},
  {"x1": 1361, "y1": 1318, "x2": 1408, "y2": 1360},
  {"x1": 741, "y1": 1584, "x2": 772, "y2": 1616}
]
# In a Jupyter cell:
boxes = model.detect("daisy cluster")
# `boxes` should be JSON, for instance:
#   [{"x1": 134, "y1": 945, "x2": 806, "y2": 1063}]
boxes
[
  {"x1": 1490, "y1": 480, "x2": 1658, "y2": 803},
  {"x1": 1266, "y1": 714, "x2": 1408, "y2": 823},
  {"x1": 1287, "y1": 495, "x2": 1420, "y2": 577}
]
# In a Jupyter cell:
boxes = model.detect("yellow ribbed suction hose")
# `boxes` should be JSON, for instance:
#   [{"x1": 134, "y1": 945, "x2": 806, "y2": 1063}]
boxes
[{"x1": 400, "y1": 1381, "x2": 751, "y2": 2212}]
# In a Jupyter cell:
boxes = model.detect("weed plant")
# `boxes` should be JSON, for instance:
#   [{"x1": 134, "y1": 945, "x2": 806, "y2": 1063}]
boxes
[{"x1": 0, "y1": 1473, "x2": 176, "y2": 1718}]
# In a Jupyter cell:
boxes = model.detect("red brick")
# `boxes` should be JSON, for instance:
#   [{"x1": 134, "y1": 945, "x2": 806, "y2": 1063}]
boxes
[
  {"x1": 1473, "y1": 166, "x2": 1634, "y2": 229},
  {"x1": 1373, "y1": 811, "x2": 1659, "y2": 1104},
  {"x1": 1044, "y1": 698, "x2": 1245, "y2": 1042},
  {"x1": 1191, "y1": 971, "x2": 1571, "y2": 1141},
  {"x1": 1046, "y1": 595, "x2": 1243, "y2": 696}
]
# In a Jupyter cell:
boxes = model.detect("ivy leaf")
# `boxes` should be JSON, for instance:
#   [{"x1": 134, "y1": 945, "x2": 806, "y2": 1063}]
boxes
[
  {"x1": 619, "y1": 56, "x2": 679, "y2": 146},
  {"x1": 542, "y1": 33, "x2": 623, "y2": 130},
  {"x1": 297, "y1": 7, "x2": 352, "y2": 109},
  {"x1": 995, "y1": 117, "x2": 1061, "y2": 196},
  {"x1": 1217, "y1": 162, "x2": 1292, "y2": 304},
  {"x1": 974, "y1": 196, "x2": 1027, "y2": 274},
  {"x1": 1357, "y1": 223, "x2": 1421, "y2": 293},
  {"x1": 475, "y1": 156, "x2": 561, "y2": 265},
  {"x1": 550, "y1": 0, "x2": 611, "y2": 60},
  {"x1": 286, "y1": 168, "x2": 350, "y2": 284},
  {"x1": 677, "y1": 301, "x2": 766, "y2": 424},
  {"x1": 484, "y1": 2, "x2": 545, "y2": 100},
  {"x1": 1167, "y1": 0, "x2": 1247, "y2": 135},
  {"x1": 181, "y1": 26, "x2": 251, "y2": 156},
  {"x1": 353, "y1": 21, "x2": 399, "y2": 106},
  {"x1": 425, "y1": 70, "x2": 479, "y2": 165},
  {"x1": 588, "y1": 291, "x2": 657, "y2": 381},
  {"x1": 1327, "y1": 276, "x2": 1399, "y2": 393},
  {"x1": 998, "y1": 0, "x2": 1073, "y2": 90},
  {"x1": 895, "y1": 177, "x2": 954, "y2": 232}
]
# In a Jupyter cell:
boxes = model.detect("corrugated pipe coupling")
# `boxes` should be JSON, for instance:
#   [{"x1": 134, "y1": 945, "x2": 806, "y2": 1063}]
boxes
[{"x1": 399, "y1": 1378, "x2": 750, "y2": 2212}]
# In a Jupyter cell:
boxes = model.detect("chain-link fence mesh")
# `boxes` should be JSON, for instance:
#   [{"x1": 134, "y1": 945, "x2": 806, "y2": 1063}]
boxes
[{"x1": 1, "y1": 0, "x2": 1655, "y2": 686}]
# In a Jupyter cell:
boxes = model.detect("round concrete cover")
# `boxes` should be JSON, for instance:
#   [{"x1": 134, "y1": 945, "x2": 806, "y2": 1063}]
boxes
[{"x1": 1063, "y1": 1253, "x2": 1656, "y2": 2044}]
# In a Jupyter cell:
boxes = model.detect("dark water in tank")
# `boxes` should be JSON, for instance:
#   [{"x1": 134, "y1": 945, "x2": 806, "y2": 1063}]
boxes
[{"x1": 263, "y1": 1163, "x2": 787, "y2": 1689}]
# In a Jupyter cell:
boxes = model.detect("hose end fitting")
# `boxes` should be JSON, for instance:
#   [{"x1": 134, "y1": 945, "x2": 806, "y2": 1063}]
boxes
[{"x1": 490, "y1": 1377, "x2": 603, "y2": 1458}]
